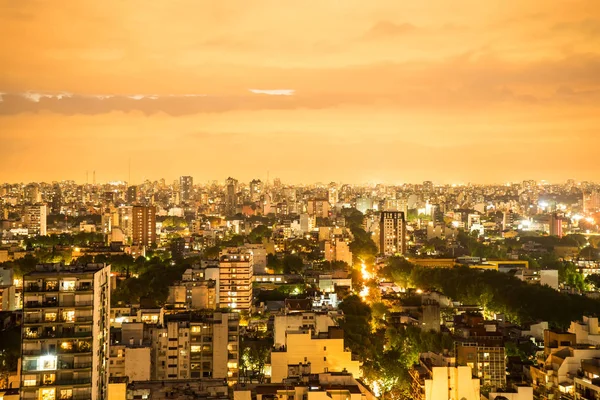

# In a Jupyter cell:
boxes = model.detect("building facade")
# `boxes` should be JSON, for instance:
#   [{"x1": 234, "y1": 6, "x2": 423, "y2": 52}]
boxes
[
  {"x1": 379, "y1": 211, "x2": 406, "y2": 255},
  {"x1": 132, "y1": 206, "x2": 156, "y2": 246},
  {"x1": 219, "y1": 248, "x2": 253, "y2": 312},
  {"x1": 21, "y1": 264, "x2": 110, "y2": 400},
  {"x1": 27, "y1": 205, "x2": 47, "y2": 236},
  {"x1": 149, "y1": 312, "x2": 239, "y2": 382}
]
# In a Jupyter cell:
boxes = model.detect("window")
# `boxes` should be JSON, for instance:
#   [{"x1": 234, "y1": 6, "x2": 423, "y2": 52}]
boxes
[
  {"x1": 191, "y1": 345, "x2": 201, "y2": 353},
  {"x1": 23, "y1": 375, "x2": 37, "y2": 387},
  {"x1": 45, "y1": 312, "x2": 57, "y2": 322},
  {"x1": 61, "y1": 281, "x2": 76, "y2": 291},
  {"x1": 40, "y1": 388, "x2": 56, "y2": 400},
  {"x1": 62, "y1": 310, "x2": 75, "y2": 323},
  {"x1": 60, "y1": 389, "x2": 72, "y2": 400}
]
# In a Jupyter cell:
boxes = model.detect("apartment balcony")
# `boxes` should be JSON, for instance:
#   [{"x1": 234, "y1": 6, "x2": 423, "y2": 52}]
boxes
[
  {"x1": 60, "y1": 300, "x2": 94, "y2": 308},
  {"x1": 24, "y1": 300, "x2": 61, "y2": 308},
  {"x1": 29, "y1": 330, "x2": 94, "y2": 339},
  {"x1": 59, "y1": 362, "x2": 93, "y2": 370},
  {"x1": 54, "y1": 378, "x2": 92, "y2": 386},
  {"x1": 22, "y1": 349, "x2": 43, "y2": 356},
  {"x1": 58, "y1": 347, "x2": 93, "y2": 355},
  {"x1": 61, "y1": 396, "x2": 92, "y2": 400}
]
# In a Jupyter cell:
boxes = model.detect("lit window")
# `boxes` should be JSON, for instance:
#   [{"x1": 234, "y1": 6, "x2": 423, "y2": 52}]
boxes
[{"x1": 40, "y1": 388, "x2": 56, "y2": 400}]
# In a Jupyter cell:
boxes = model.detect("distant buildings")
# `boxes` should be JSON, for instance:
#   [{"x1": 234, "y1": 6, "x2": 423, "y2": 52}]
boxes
[{"x1": 21, "y1": 263, "x2": 111, "y2": 400}]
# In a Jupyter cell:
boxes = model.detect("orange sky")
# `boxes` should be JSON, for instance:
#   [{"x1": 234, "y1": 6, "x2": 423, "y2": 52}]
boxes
[{"x1": 1, "y1": 0, "x2": 599, "y2": 184}]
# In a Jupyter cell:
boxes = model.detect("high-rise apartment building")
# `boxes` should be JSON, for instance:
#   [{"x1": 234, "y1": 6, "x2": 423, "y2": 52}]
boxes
[
  {"x1": 132, "y1": 206, "x2": 156, "y2": 246},
  {"x1": 549, "y1": 213, "x2": 563, "y2": 238},
  {"x1": 455, "y1": 342, "x2": 506, "y2": 390},
  {"x1": 21, "y1": 263, "x2": 111, "y2": 400},
  {"x1": 307, "y1": 199, "x2": 330, "y2": 219},
  {"x1": 150, "y1": 312, "x2": 239, "y2": 382},
  {"x1": 179, "y1": 176, "x2": 193, "y2": 205},
  {"x1": 328, "y1": 183, "x2": 339, "y2": 205},
  {"x1": 219, "y1": 248, "x2": 253, "y2": 312},
  {"x1": 27, "y1": 205, "x2": 47, "y2": 236},
  {"x1": 379, "y1": 211, "x2": 406, "y2": 255},
  {"x1": 24, "y1": 184, "x2": 41, "y2": 205},
  {"x1": 249, "y1": 179, "x2": 263, "y2": 202},
  {"x1": 50, "y1": 184, "x2": 62, "y2": 214},
  {"x1": 225, "y1": 178, "x2": 238, "y2": 215},
  {"x1": 126, "y1": 186, "x2": 137, "y2": 204}
]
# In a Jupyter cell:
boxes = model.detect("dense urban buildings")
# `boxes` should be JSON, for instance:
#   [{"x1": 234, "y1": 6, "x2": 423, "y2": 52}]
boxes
[{"x1": 1, "y1": 177, "x2": 600, "y2": 400}]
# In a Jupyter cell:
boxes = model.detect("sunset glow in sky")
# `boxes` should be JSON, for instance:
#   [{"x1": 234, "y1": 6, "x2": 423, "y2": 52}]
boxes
[{"x1": 1, "y1": 1, "x2": 599, "y2": 184}]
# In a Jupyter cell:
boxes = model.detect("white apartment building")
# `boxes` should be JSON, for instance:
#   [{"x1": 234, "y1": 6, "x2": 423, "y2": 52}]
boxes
[
  {"x1": 149, "y1": 312, "x2": 239, "y2": 383},
  {"x1": 219, "y1": 248, "x2": 253, "y2": 312}
]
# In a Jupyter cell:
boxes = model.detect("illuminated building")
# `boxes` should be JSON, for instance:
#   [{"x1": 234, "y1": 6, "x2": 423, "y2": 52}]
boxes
[
  {"x1": 179, "y1": 176, "x2": 193, "y2": 205},
  {"x1": 132, "y1": 206, "x2": 156, "y2": 246},
  {"x1": 20, "y1": 263, "x2": 111, "y2": 400},
  {"x1": 583, "y1": 190, "x2": 600, "y2": 214},
  {"x1": 27, "y1": 205, "x2": 47, "y2": 236},
  {"x1": 549, "y1": 213, "x2": 563, "y2": 237},
  {"x1": 379, "y1": 211, "x2": 406, "y2": 255},
  {"x1": 410, "y1": 352, "x2": 480, "y2": 400},
  {"x1": 149, "y1": 312, "x2": 239, "y2": 382},
  {"x1": 328, "y1": 182, "x2": 339, "y2": 205},
  {"x1": 456, "y1": 342, "x2": 506, "y2": 390},
  {"x1": 249, "y1": 179, "x2": 263, "y2": 202},
  {"x1": 218, "y1": 248, "x2": 253, "y2": 312},
  {"x1": 24, "y1": 184, "x2": 41, "y2": 205},
  {"x1": 269, "y1": 328, "x2": 360, "y2": 383},
  {"x1": 306, "y1": 199, "x2": 330, "y2": 219}
]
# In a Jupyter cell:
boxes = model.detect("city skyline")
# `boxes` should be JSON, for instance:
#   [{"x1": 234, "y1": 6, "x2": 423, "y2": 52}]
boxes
[
  {"x1": 0, "y1": 176, "x2": 597, "y2": 187},
  {"x1": 2, "y1": 0, "x2": 600, "y2": 183}
]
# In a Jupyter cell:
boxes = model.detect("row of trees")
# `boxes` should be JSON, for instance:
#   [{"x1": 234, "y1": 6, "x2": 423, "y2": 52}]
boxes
[{"x1": 380, "y1": 257, "x2": 600, "y2": 328}]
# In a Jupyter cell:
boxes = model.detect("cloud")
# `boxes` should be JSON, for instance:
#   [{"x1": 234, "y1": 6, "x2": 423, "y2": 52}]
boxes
[
  {"x1": 249, "y1": 89, "x2": 295, "y2": 96},
  {"x1": 21, "y1": 92, "x2": 73, "y2": 102},
  {"x1": 365, "y1": 21, "x2": 416, "y2": 39},
  {"x1": 127, "y1": 94, "x2": 159, "y2": 100}
]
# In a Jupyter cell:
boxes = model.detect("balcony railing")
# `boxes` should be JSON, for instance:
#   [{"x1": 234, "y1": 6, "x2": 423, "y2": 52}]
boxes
[
  {"x1": 58, "y1": 347, "x2": 93, "y2": 355},
  {"x1": 60, "y1": 301, "x2": 94, "y2": 307},
  {"x1": 22, "y1": 349, "x2": 42, "y2": 355},
  {"x1": 62, "y1": 396, "x2": 92, "y2": 400},
  {"x1": 60, "y1": 363, "x2": 93, "y2": 370},
  {"x1": 55, "y1": 378, "x2": 92, "y2": 386}
]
